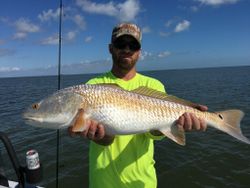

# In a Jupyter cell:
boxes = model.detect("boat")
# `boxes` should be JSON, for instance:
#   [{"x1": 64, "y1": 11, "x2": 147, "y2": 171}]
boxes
[{"x1": 0, "y1": 132, "x2": 43, "y2": 188}]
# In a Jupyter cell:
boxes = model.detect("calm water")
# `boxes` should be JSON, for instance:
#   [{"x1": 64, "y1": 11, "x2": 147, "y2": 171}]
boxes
[{"x1": 0, "y1": 66, "x2": 250, "y2": 188}]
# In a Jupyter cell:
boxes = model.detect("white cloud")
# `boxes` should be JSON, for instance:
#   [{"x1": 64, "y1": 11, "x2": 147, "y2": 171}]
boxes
[
  {"x1": 142, "y1": 26, "x2": 151, "y2": 33},
  {"x1": 140, "y1": 51, "x2": 152, "y2": 61},
  {"x1": 159, "y1": 31, "x2": 171, "y2": 37},
  {"x1": 160, "y1": 18, "x2": 190, "y2": 37},
  {"x1": 39, "y1": 8, "x2": 86, "y2": 30},
  {"x1": 13, "y1": 32, "x2": 27, "y2": 39},
  {"x1": 192, "y1": 0, "x2": 240, "y2": 11},
  {"x1": 38, "y1": 8, "x2": 60, "y2": 22},
  {"x1": 40, "y1": 35, "x2": 58, "y2": 45},
  {"x1": 165, "y1": 17, "x2": 180, "y2": 28},
  {"x1": 14, "y1": 18, "x2": 40, "y2": 33},
  {"x1": 11, "y1": 18, "x2": 40, "y2": 40},
  {"x1": 195, "y1": 0, "x2": 240, "y2": 6},
  {"x1": 165, "y1": 20, "x2": 174, "y2": 28},
  {"x1": 158, "y1": 51, "x2": 171, "y2": 58},
  {"x1": 139, "y1": 50, "x2": 171, "y2": 61},
  {"x1": 117, "y1": 0, "x2": 140, "y2": 22},
  {"x1": 72, "y1": 14, "x2": 86, "y2": 30},
  {"x1": 76, "y1": 0, "x2": 140, "y2": 22},
  {"x1": 0, "y1": 66, "x2": 20, "y2": 72},
  {"x1": 174, "y1": 20, "x2": 190, "y2": 33},
  {"x1": 190, "y1": 6, "x2": 199, "y2": 12},
  {"x1": 85, "y1": 36, "x2": 93, "y2": 42},
  {"x1": 42, "y1": 31, "x2": 78, "y2": 44},
  {"x1": 66, "y1": 31, "x2": 78, "y2": 41},
  {"x1": 76, "y1": 0, "x2": 117, "y2": 15}
]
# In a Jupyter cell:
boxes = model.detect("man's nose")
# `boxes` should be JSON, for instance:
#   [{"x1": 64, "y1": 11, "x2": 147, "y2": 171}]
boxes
[{"x1": 123, "y1": 45, "x2": 131, "y2": 52}]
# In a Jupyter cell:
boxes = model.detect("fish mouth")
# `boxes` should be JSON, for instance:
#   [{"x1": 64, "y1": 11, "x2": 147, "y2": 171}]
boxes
[
  {"x1": 23, "y1": 112, "x2": 43, "y2": 122},
  {"x1": 23, "y1": 112, "x2": 71, "y2": 129},
  {"x1": 23, "y1": 115, "x2": 64, "y2": 129},
  {"x1": 23, "y1": 113, "x2": 44, "y2": 127},
  {"x1": 24, "y1": 117, "x2": 44, "y2": 126}
]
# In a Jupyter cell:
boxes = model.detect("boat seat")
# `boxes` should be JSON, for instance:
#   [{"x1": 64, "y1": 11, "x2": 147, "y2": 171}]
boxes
[{"x1": 0, "y1": 174, "x2": 9, "y2": 187}]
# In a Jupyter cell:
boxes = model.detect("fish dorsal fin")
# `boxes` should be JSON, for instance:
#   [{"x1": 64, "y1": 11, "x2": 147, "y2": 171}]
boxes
[
  {"x1": 132, "y1": 87, "x2": 167, "y2": 99},
  {"x1": 162, "y1": 94, "x2": 198, "y2": 108},
  {"x1": 95, "y1": 83, "x2": 123, "y2": 89},
  {"x1": 131, "y1": 86, "x2": 197, "y2": 108}
]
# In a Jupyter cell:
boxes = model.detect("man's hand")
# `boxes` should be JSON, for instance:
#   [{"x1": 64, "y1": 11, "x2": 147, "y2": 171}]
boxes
[
  {"x1": 68, "y1": 119, "x2": 105, "y2": 141},
  {"x1": 68, "y1": 110, "x2": 114, "y2": 146},
  {"x1": 176, "y1": 104, "x2": 208, "y2": 131}
]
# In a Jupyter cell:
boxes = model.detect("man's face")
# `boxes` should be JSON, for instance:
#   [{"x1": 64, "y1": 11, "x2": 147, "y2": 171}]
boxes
[{"x1": 110, "y1": 35, "x2": 141, "y2": 71}]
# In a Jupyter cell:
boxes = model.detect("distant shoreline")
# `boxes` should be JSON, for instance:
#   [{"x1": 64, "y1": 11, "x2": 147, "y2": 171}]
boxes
[{"x1": 1, "y1": 64, "x2": 249, "y2": 79}]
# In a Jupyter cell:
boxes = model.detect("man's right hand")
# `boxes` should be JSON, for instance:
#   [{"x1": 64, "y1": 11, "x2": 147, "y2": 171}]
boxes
[
  {"x1": 68, "y1": 112, "x2": 115, "y2": 146},
  {"x1": 68, "y1": 119, "x2": 106, "y2": 140}
]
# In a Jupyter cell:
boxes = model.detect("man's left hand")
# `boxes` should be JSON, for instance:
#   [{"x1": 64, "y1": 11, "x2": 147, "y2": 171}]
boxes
[{"x1": 176, "y1": 104, "x2": 208, "y2": 131}]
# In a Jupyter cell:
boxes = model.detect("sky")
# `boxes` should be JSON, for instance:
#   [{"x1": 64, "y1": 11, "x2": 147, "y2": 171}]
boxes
[{"x1": 0, "y1": 0, "x2": 250, "y2": 77}]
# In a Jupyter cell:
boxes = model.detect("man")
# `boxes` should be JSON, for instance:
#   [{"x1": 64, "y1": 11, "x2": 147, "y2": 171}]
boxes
[{"x1": 68, "y1": 23, "x2": 207, "y2": 188}]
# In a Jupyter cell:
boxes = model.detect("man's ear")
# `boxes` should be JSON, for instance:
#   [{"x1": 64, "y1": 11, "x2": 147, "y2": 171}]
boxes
[
  {"x1": 109, "y1": 44, "x2": 113, "y2": 54},
  {"x1": 138, "y1": 49, "x2": 141, "y2": 58}
]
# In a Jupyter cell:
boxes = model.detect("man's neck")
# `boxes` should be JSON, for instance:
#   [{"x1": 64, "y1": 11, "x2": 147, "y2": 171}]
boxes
[{"x1": 111, "y1": 67, "x2": 137, "y2": 81}]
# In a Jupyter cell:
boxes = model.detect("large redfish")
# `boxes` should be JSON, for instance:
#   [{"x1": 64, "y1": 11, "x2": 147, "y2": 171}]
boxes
[{"x1": 23, "y1": 84, "x2": 250, "y2": 145}]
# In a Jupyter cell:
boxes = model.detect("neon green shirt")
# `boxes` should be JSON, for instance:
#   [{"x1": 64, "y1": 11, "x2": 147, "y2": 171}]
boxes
[{"x1": 87, "y1": 71, "x2": 166, "y2": 188}]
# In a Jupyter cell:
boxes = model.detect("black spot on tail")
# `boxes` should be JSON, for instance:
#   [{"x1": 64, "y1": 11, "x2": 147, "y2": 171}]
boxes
[{"x1": 32, "y1": 103, "x2": 39, "y2": 110}]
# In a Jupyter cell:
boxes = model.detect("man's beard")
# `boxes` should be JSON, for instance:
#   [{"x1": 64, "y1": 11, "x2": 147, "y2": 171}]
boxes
[{"x1": 112, "y1": 54, "x2": 137, "y2": 71}]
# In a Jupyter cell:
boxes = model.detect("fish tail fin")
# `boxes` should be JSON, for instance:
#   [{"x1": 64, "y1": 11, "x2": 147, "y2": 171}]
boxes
[
  {"x1": 159, "y1": 125, "x2": 186, "y2": 146},
  {"x1": 216, "y1": 110, "x2": 250, "y2": 144}
]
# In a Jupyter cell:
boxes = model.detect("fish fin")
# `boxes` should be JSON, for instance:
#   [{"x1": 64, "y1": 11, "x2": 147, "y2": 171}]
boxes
[
  {"x1": 132, "y1": 86, "x2": 197, "y2": 108},
  {"x1": 71, "y1": 109, "x2": 88, "y2": 132},
  {"x1": 95, "y1": 84, "x2": 197, "y2": 108},
  {"x1": 215, "y1": 109, "x2": 250, "y2": 144},
  {"x1": 159, "y1": 124, "x2": 186, "y2": 146},
  {"x1": 163, "y1": 94, "x2": 198, "y2": 108},
  {"x1": 95, "y1": 83, "x2": 123, "y2": 89}
]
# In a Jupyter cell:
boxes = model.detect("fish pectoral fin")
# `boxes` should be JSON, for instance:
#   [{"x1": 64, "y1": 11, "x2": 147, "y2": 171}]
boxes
[
  {"x1": 71, "y1": 108, "x2": 87, "y2": 132},
  {"x1": 159, "y1": 124, "x2": 186, "y2": 146}
]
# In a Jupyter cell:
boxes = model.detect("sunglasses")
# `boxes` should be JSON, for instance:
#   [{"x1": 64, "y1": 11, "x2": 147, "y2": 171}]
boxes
[{"x1": 113, "y1": 39, "x2": 141, "y2": 52}]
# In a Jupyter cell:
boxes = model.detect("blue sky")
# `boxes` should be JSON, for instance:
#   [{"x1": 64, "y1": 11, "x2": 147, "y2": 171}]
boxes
[{"x1": 0, "y1": 0, "x2": 250, "y2": 77}]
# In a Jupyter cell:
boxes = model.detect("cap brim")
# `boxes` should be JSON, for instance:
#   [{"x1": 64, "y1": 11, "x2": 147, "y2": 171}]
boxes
[{"x1": 113, "y1": 33, "x2": 141, "y2": 46}]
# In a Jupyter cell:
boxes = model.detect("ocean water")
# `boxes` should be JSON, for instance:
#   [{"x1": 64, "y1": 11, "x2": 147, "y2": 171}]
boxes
[{"x1": 0, "y1": 66, "x2": 250, "y2": 188}]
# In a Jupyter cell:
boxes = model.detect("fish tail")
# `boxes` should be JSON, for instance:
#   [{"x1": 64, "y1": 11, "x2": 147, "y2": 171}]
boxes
[{"x1": 215, "y1": 110, "x2": 250, "y2": 144}]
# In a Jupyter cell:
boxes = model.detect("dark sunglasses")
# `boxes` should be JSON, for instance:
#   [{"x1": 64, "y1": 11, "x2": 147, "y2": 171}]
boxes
[{"x1": 113, "y1": 39, "x2": 141, "y2": 52}]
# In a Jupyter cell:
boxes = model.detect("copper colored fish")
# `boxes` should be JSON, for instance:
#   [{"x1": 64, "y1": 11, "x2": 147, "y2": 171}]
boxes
[{"x1": 23, "y1": 84, "x2": 250, "y2": 145}]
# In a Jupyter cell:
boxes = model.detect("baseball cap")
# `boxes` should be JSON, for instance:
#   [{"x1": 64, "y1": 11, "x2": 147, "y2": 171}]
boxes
[{"x1": 111, "y1": 23, "x2": 142, "y2": 46}]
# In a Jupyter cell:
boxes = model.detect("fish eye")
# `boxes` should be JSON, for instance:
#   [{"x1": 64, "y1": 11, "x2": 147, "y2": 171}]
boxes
[
  {"x1": 218, "y1": 114, "x2": 223, "y2": 120},
  {"x1": 32, "y1": 103, "x2": 39, "y2": 110}
]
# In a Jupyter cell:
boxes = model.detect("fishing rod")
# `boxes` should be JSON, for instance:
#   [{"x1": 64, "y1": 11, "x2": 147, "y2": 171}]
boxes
[{"x1": 56, "y1": 0, "x2": 63, "y2": 187}]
